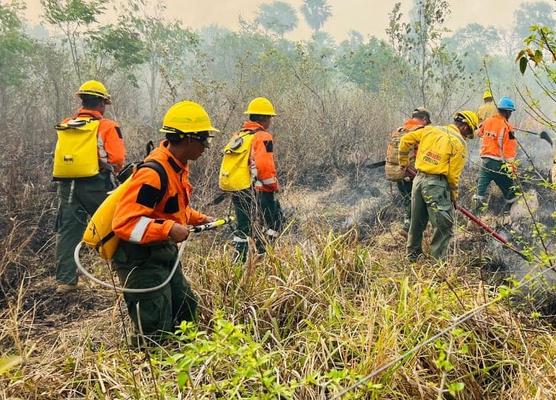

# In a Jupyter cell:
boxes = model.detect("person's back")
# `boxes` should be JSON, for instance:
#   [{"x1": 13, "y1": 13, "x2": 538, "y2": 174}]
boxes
[
  {"x1": 478, "y1": 113, "x2": 517, "y2": 162},
  {"x1": 477, "y1": 90, "x2": 498, "y2": 123},
  {"x1": 399, "y1": 111, "x2": 478, "y2": 260},
  {"x1": 387, "y1": 107, "x2": 431, "y2": 233},
  {"x1": 227, "y1": 97, "x2": 282, "y2": 263},
  {"x1": 473, "y1": 97, "x2": 518, "y2": 215},
  {"x1": 53, "y1": 80, "x2": 126, "y2": 293}
]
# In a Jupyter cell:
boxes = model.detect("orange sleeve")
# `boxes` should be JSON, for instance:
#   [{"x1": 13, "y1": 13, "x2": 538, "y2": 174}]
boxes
[
  {"x1": 100, "y1": 120, "x2": 126, "y2": 172},
  {"x1": 252, "y1": 131, "x2": 279, "y2": 192},
  {"x1": 187, "y1": 207, "x2": 209, "y2": 225},
  {"x1": 112, "y1": 168, "x2": 175, "y2": 244}
]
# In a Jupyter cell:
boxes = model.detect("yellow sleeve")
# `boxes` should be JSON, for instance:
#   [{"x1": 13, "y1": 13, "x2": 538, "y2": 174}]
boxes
[
  {"x1": 446, "y1": 140, "x2": 467, "y2": 200},
  {"x1": 398, "y1": 129, "x2": 423, "y2": 167}
]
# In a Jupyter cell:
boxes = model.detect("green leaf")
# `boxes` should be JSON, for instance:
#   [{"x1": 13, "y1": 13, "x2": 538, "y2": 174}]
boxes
[
  {"x1": 0, "y1": 356, "x2": 22, "y2": 375},
  {"x1": 448, "y1": 382, "x2": 465, "y2": 396},
  {"x1": 519, "y1": 57, "x2": 528, "y2": 74}
]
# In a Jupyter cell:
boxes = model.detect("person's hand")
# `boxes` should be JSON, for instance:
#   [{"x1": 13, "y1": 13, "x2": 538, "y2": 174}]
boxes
[
  {"x1": 169, "y1": 223, "x2": 190, "y2": 243},
  {"x1": 451, "y1": 192, "x2": 457, "y2": 208},
  {"x1": 203, "y1": 215, "x2": 215, "y2": 223}
]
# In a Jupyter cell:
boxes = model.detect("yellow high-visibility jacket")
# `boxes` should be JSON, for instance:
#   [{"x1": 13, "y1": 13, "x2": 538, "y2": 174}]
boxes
[
  {"x1": 399, "y1": 124, "x2": 467, "y2": 200},
  {"x1": 477, "y1": 102, "x2": 498, "y2": 124}
]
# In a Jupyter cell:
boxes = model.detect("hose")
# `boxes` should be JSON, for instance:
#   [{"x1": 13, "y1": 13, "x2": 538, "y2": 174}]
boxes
[{"x1": 74, "y1": 217, "x2": 234, "y2": 293}]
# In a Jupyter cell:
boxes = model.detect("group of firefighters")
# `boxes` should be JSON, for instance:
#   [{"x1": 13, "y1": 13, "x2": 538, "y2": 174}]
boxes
[{"x1": 52, "y1": 80, "x2": 542, "y2": 341}]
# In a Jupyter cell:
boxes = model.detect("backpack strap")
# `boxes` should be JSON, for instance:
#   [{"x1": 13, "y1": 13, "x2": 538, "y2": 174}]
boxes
[{"x1": 136, "y1": 160, "x2": 169, "y2": 207}]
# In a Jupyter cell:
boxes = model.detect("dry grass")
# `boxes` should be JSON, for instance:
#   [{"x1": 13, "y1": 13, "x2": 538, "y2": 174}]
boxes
[{"x1": 1, "y1": 175, "x2": 556, "y2": 399}]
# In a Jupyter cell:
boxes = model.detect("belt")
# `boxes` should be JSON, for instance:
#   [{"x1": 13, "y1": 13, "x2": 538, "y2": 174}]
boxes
[{"x1": 416, "y1": 170, "x2": 445, "y2": 179}]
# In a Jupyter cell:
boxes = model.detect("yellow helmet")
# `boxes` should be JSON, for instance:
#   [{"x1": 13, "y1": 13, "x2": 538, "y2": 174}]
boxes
[
  {"x1": 455, "y1": 110, "x2": 479, "y2": 131},
  {"x1": 483, "y1": 89, "x2": 493, "y2": 100},
  {"x1": 77, "y1": 80, "x2": 111, "y2": 104},
  {"x1": 244, "y1": 97, "x2": 277, "y2": 116},
  {"x1": 160, "y1": 101, "x2": 219, "y2": 135}
]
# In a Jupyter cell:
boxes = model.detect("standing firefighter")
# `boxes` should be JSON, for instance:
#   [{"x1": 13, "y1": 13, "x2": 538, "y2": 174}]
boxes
[
  {"x1": 53, "y1": 80, "x2": 126, "y2": 293},
  {"x1": 111, "y1": 101, "x2": 217, "y2": 340},
  {"x1": 385, "y1": 108, "x2": 431, "y2": 232},
  {"x1": 399, "y1": 111, "x2": 479, "y2": 261},
  {"x1": 477, "y1": 90, "x2": 498, "y2": 124},
  {"x1": 219, "y1": 97, "x2": 282, "y2": 263},
  {"x1": 472, "y1": 96, "x2": 518, "y2": 215}
]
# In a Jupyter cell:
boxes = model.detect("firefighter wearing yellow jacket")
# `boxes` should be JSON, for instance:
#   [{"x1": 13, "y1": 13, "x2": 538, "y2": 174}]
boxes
[{"x1": 399, "y1": 111, "x2": 479, "y2": 260}]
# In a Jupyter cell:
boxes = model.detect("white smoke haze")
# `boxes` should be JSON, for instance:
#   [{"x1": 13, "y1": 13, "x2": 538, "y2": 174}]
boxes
[{"x1": 23, "y1": 0, "x2": 539, "y2": 42}]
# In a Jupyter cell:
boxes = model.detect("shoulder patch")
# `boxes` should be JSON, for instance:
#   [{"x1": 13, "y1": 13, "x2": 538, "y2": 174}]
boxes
[
  {"x1": 137, "y1": 183, "x2": 163, "y2": 209},
  {"x1": 263, "y1": 140, "x2": 273, "y2": 153}
]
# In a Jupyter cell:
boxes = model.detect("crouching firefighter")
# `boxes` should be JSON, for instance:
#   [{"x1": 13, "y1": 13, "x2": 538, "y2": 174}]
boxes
[
  {"x1": 53, "y1": 80, "x2": 126, "y2": 293},
  {"x1": 111, "y1": 101, "x2": 217, "y2": 340},
  {"x1": 219, "y1": 97, "x2": 283, "y2": 263},
  {"x1": 399, "y1": 111, "x2": 479, "y2": 261},
  {"x1": 385, "y1": 107, "x2": 431, "y2": 233}
]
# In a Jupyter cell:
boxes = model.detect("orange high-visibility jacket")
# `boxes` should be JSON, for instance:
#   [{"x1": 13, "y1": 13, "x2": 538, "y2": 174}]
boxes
[
  {"x1": 478, "y1": 113, "x2": 517, "y2": 161},
  {"x1": 243, "y1": 121, "x2": 279, "y2": 192},
  {"x1": 395, "y1": 118, "x2": 425, "y2": 163},
  {"x1": 66, "y1": 108, "x2": 126, "y2": 172},
  {"x1": 112, "y1": 141, "x2": 208, "y2": 244}
]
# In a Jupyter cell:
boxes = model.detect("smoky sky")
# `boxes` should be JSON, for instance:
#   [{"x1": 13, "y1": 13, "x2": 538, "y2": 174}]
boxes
[{"x1": 24, "y1": 0, "x2": 543, "y2": 41}]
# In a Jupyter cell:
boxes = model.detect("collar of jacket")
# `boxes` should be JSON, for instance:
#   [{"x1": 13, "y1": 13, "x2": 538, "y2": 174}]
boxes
[
  {"x1": 242, "y1": 121, "x2": 265, "y2": 132},
  {"x1": 446, "y1": 124, "x2": 466, "y2": 139},
  {"x1": 158, "y1": 140, "x2": 185, "y2": 173},
  {"x1": 75, "y1": 108, "x2": 103, "y2": 120},
  {"x1": 493, "y1": 113, "x2": 509, "y2": 122}
]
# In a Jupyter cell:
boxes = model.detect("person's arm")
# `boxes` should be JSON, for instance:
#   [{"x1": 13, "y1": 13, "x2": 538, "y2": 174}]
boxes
[
  {"x1": 447, "y1": 141, "x2": 467, "y2": 201},
  {"x1": 252, "y1": 131, "x2": 279, "y2": 192},
  {"x1": 102, "y1": 121, "x2": 126, "y2": 172},
  {"x1": 112, "y1": 168, "x2": 176, "y2": 243},
  {"x1": 398, "y1": 129, "x2": 423, "y2": 167},
  {"x1": 187, "y1": 207, "x2": 211, "y2": 225}
]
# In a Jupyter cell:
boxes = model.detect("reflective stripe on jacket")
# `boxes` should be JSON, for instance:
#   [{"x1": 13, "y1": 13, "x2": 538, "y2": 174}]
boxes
[
  {"x1": 68, "y1": 108, "x2": 126, "y2": 172},
  {"x1": 112, "y1": 141, "x2": 208, "y2": 244},
  {"x1": 478, "y1": 113, "x2": 517, "y2": 161},
  {"x1": 242, "y1": 121, "x2": 279, "y2": 192},
  {"x1": 399, "y1": 124, "x2": 467, "y2": 200}
]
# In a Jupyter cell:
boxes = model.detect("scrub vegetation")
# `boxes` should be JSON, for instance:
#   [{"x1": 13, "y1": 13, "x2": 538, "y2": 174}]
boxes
[{"x1": 1, "y1": 0, "x2": 556, "y2": 398}]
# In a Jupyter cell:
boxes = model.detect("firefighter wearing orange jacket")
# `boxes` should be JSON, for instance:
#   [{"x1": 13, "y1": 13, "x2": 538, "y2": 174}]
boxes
[
  {"x1": 472, "y1": 96, "x2": 518, "y2": 215},
  {"x1": 385, "y1": 107, "x2": 431, "y2": 232},
  {"x1": 231, "y1": 97, "x2": 283, "y2": 262},
  {"x1": 54, "y1": 80, "x2": 126, "y2": 293},
  {"x1": 112, "y1": 101, "x2": 217, "y2": 339}
]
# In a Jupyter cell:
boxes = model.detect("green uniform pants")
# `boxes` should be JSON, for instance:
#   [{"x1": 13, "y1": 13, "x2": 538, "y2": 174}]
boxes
[
  {"x1": 476, "y1": 158, "x2": 517, "y2": 202},
  {"x1": 231, "y1": 189, "x2": 283, "y2": 262},
  {"x1": 112, "y1": 240, "x2": 197, "y2": 338},
  {"x1": 55, "y1": 173, "x2": 112, "y2": 284},
  {"x1": 407, "y1": 172, "x2": 454, "y2": 260},
  {"x1": 396, "y1": 180, "x2": 413, "y2": 231}
]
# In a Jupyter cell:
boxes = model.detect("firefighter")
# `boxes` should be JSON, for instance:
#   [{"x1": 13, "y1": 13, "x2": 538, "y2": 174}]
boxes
[
  {"x1": 399, "y1": 111, "x2": 479, "y2": 261},
  {"x1": 219, "y1": 97, "x2": 282, "y2": 263},
  {"x1": 477, "y1": 90, "x2": 498, "y2": 124},
  {"x1": 112, "y1": 100, "x2": 217, "y2": 340},
  {"x1": 472, "y1": 96, "x2": 518, "y2": 216},
  {"x1": 53, "y1": 80, "x2": 126, "y2": 293},
  {"x1": 385, "y1": 107, "x2": 431, "y2": 232}
]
